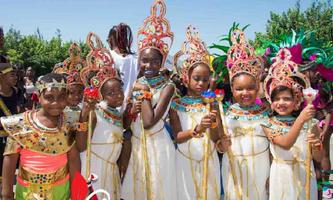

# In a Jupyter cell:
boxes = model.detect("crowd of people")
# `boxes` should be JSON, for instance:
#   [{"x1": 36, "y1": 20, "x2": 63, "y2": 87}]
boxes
[{"x1": 0, "y1": 0, "x2": 332, "y2": 200}]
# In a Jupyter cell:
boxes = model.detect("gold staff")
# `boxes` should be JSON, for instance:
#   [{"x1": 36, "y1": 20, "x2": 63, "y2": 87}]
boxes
[
  {"x1": 137, "y1": 94, "x2": 152, "y2": 200},
  {"x1": 86, "y1": 110, "x2": 93, "y2": 180},
  {"x1": 202, "y1": 91, "x2": 215, "y2": 200},
  {"x1": 303, "y1": 87, "x2": 318, "y2": 200},
  {"x1": 215, "y1": 89, "x2": 242, "y2": 200}
]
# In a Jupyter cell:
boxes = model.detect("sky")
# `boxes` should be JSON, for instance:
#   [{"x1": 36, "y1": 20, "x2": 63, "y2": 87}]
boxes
[{"x1": 0, "y1": 0, "x2": 315, "y2": 54}]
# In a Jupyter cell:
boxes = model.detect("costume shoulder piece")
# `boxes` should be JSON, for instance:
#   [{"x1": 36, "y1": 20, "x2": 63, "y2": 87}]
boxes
[
  {"x1": 1, "y1": 111, "x2": 75, "y2": 155},
  {"x1": 227, "y1": 103, "x2": 270, "y2": 121},
  {"x1": 0, "y1": 113, "x2": 25, "y2": 137},
  {"x1": 171, "y1": 96, "x2": 206, "y2": 113}
]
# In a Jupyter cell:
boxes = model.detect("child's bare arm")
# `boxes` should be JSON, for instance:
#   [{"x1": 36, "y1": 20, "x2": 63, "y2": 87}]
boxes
[
  {"x1": 76, "y1": 111, "x2": 96, "y2": 152},
  {"x1": 2, "y1": 154, "x2": 19, "y2": 200},
  {"x1": 141, "y1": 85, "x2": 175, "y2": 129},
  {"x1": 68, "y1": 145, "x2": 81, "y2": 184},
  {"x1": 310, "y1": 125, "x2": 324, "y2": 162}
]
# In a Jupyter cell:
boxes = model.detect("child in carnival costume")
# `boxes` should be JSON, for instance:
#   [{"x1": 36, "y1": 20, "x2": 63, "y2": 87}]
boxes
[
  {"x1": 79, "y1": 32, "x2": 125, "y2": 200},
  {"x1": 121, "y1": 0, "x2": 177, "y2": 199},
  {"x1": 0, "y1": 73, "x2": 84, "y2": 200}
]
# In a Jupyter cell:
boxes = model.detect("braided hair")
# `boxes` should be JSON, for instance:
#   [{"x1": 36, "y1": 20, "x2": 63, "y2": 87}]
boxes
[{"x1": 108, "y1": 23, "x2": 134, "y2": 55}]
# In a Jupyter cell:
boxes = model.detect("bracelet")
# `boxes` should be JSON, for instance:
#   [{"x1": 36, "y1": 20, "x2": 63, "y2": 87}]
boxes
[
  {"x1": 76, "y1": 122, "x2": 88, "y2": 132},
  {"x1": 141, "y1": 91, "x2": 152, "y2": 100},
  {"x1": 191, "y1": 125, "x2": 204, "y2": 138},
  {"x1": 211, "y1": 122, "x2": 218, "y2": 129}
]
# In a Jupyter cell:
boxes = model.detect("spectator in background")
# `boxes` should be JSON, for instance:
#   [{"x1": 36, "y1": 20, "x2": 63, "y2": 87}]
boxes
[
  {"x1": 107, "y1": 23, "x2": 139, "y2": 113},
  {"x1": 23, "y1": 66, "x2": 37, "y2": 110}
]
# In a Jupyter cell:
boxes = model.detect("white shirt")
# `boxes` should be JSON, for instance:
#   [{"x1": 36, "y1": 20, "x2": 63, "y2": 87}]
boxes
[{"x1": 110, "y1": 50, "x2": 139, "y2": 113}]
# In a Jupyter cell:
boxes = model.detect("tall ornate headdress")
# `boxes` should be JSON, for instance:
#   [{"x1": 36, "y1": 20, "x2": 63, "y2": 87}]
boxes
[
  {"x1": 227, "y1": 29, "x2": 263, "y2": 81},
  {"x1": 264, "y1": 48, "x2": 310, "y2": 104},
  {"x1": 53, "y1": 43, "x2": 86, "y2": 86},
  {"x1": 174, "y1": 25, "x2": 210, "y2": 84},
  {"x1": 138, "y1": 0, "x2": 174, "y2": 65},
  {"x1": 257, "y1": 29, "x2": 333, "y2": 94},
  {"x1": 80, "y1": 32, "x2": 120, "y2": 100}
]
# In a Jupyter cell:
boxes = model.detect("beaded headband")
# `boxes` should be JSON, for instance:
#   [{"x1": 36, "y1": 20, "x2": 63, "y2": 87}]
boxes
[
  {"x1": 53, "y1": 43, "x2": 86, "y2": 86},
  {"x1": 174, "y1": 25, "x2": 210, "y2": 84},
  {"x1": 80, "y1": 32, "x2": 120, "y2": 100},
  {"x1": 227, "y1": 29, "x2": 263, "y2": 81},
  {"x1": 138, "y1": 0, "x2": 174, "y2": 65},
  {"x1": 36, "y1": 78, "x2": 67, "y2": 92},
  {"x1": 264, "y1": 48, "x2": 310, "y2": 104}
]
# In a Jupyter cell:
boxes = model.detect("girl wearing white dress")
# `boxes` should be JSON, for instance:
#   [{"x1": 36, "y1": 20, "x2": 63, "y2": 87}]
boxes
[
  {"x1": 80, "y1": 32, "x2": 124, "y2": 200},
  {"x1": 261, "y1": 48, "x2": 323, "y2": 200},
  {"x1": 169, "y1": 26, "x2": 222, "y2": 200},
  {"x1": 121, "y1": 1, "x2": 177, "y2": 199},
  {"x1": 221, "y1": 29, "x2": 270, "y2": 200}
]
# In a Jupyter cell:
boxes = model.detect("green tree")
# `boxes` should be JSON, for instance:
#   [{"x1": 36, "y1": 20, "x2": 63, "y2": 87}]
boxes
[
  {"x1": 2, "y1": 26, "x2": 89, "y2": 76},
  {"x1": 253, "y1": 0, "x2": 333, "y2": 48}
]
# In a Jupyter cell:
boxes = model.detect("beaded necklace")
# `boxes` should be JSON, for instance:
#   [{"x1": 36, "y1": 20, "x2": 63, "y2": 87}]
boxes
[
  {"x1": 171, "y1": 96, "x2": 206, "y2": 113},
  {"x1": 29, "y1": 111, "x2": 64, "y2": 133},
  {"x1": 265, "y1": 115, "x2": 295, "y2": 134},
  {"x1": 97, "y1": 106, "x2": 123, "y2": 128},
  {"x1": 228, "y1": 103, "x2": 270, "y2": 120},
  {"x1": 139, "y1": 75, "x2": 166, "y2": 91}
]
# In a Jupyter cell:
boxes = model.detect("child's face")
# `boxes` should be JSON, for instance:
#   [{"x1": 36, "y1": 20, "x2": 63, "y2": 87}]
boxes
[
  {"x1": 139, "y1": 48, "x2": 162, "y2": 78},
  {"x1": 67, "y1": 84, "x2": 84, "y2": 107},
  {"x1": 39, "y1": 88, "x2": 68, "y2": 116},
  {"x1": 0, "y1": 70, "x2": 18, "y2": 87},
  {"x1": 187, "y1": 63, "x2": 210, "y2": 96},
  {"x1": 231, "y1": 74, "x2": 258, "y2": 107},
  {"x1": 101, "y1": 79, "x2": 124, "y2": 108},
  {"x1": 271, "y1": 90, "x2": 296, "y2": 116}
]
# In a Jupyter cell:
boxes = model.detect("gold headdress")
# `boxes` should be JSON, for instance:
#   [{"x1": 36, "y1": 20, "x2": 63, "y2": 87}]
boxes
[
  {"x1": 227, "y1": 29, "x2": 263, "y2": 80},
  {"x1": 264, "y1": 48, "x2": 310, "y2": 104},
  {"x1": 53, "y1": 43, "x2": 86, "y2": 85},
  {"x1": 36, "y1": 78, "x2": 67, "y2": 92},
  {"x1": 174, "y1": 25, "x2": 210, "y2": 84},
  {"x1": 138, "y1": 0, "x2": 174, "y2": 65},
  {"x1": 80, "y1": 32, "x2": 120, "y2": 100}
]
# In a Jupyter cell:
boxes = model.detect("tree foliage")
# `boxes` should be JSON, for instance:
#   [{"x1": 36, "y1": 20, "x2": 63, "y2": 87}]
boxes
[
  {"x1": 1, "y1": 27, "x2": 90, "y2": 75},
  {"x1": 253, "y1": 0, "x2": 333, "y2": 48}
]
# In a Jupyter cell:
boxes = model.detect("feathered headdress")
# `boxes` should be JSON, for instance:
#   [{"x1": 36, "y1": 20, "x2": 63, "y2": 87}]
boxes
[
  {"x1": 138, "y1": 0, "x2": 174, "y2": 65},
  {"x1": 80, "y1": 32, "x2": 120, "y2": 101},
  {"x1": 264, "y1": 48, "x2": 310, "y2": 104},
  {"x1": 173, "y1": 25, "x2": 210, "y2": 84},
  {"x1": 258, "y1": 29, "x2": 333, "y2": 95},
  {"x1": 53, "y1": 43, "x2": 86, "y2": 86},
  {"x1": 226, "y1": 29, "x2": 263, "y2": 81},
  {"x1": 210, "y1": 22, "x2": 250, "y2": 84}
]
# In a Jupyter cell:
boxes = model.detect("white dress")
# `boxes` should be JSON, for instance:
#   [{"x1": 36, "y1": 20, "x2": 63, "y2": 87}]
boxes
[
  {"x1": 222, "y1": 103, "x2": 270, "y2": 200},
  {"x1": 110, "y1": 50, "x2": 139, "y2": 113},
  {"x1": 172, "y1": 96, "x2": 221, "y2": 200},
  {"x1": 121, "y1": 77, "x2": 177, "y2": 200},
  {"x1": 262, "y1": 116, "x2": 318, "y2": 200},
  {"x1": 81, "y1": 108, "x2": 123, "y2": 200}
]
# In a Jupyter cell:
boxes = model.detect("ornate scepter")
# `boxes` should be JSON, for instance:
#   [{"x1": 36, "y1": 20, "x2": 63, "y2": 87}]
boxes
[
  {"x1": 201, "y1": 90, "x2": 216, "y2": 200},
  {"x1": 135, "y1": 91, "x2": 152, "y2": 200},
  {"x1": 303, "y1": 87, "x2": 318, "y2": 200},
  {"x1": 215, "y1": 89, "x2": 242, "y2": 200},
  {"x1": 83, "y1": 87, "x2": 99, "y2": 180}
]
